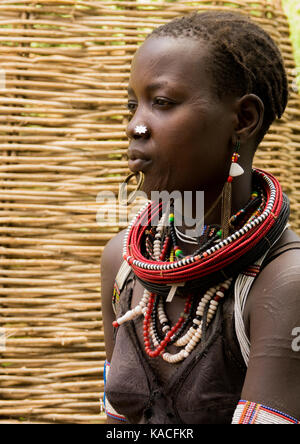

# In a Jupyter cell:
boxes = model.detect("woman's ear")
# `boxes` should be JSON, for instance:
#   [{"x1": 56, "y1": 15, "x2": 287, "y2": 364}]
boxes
[{"x1": 235, "y1": 94, "x2": 264, "y2": 140}]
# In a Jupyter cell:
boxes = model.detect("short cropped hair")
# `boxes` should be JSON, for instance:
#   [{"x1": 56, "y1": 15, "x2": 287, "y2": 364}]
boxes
[{"x1": 148, "y1": 11, "x2": 288, "y2": 145}]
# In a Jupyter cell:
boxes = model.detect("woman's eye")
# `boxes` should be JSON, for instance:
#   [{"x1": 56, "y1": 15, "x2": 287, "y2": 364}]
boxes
[
  {"x1": 127, "y1": 101, "x2": 137, "y2": 113},
  {"x1": 126, "y1": 98, "x2": 174, "y2": 113},
  {"x1": 153, "y1": 97, "x2": 174, "y2": 107}
]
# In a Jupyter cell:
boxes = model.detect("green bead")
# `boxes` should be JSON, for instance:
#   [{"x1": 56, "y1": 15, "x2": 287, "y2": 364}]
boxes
[
  {"x1": 169, "y1": 213, "x2": 175, "y2": 222},
  {"x1": 175, "y1": 249, "x2": 183, "y2": 257},
  {"x1": 217, "y1": 229, "x2": 222, "y2": 238}
]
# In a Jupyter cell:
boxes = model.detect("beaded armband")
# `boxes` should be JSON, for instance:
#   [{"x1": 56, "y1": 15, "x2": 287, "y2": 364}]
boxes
[
  {"x1": 112, "y1": 260, "x2": 132, "y2": 315},
  {"x1": 103, "y1": 360, "x2": 126, "y2": 422},
  {"x1": 232, "y1": 400, "x2": 300, "y2": 424},
  {"x1": 112, "y1": 283, "x2": 120, "y2": 315}
]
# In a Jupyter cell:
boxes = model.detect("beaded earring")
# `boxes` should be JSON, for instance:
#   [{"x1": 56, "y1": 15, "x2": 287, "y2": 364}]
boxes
[{"x1": 221, "y1": 139, "x2": 244, "y2": 239}]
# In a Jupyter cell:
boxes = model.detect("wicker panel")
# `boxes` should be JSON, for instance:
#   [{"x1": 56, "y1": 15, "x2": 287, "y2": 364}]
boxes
[{"x1": 0, "y1": 0, "x2": 299, "y2": 424}]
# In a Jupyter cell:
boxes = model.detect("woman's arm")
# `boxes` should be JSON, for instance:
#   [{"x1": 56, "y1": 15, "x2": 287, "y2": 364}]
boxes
[
  {"x1": 101, "y1": 229, "x2": 127, "y2": 424},
  {"x1": 235, "y1": 249, "x2": 300, "y2": 423}
]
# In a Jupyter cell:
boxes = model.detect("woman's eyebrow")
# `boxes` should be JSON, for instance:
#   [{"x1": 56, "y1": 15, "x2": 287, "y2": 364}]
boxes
[
  {"x1": 145, "y1": 81, "x2": 168, "y2": 92},
  {"x1": 127, "y1": 81, "x2": 171, "y2": 96},
  {"x1": 127, "y1": 86, "x2": 135, "y2": 96}
]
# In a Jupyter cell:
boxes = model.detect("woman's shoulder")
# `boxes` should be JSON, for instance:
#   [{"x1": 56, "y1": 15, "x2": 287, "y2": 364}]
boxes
[
  {"x1": 101, "y1": 229, "x2": 128, "y2": 361},
  {"x1": 243, "y1": 228, "x2": 300, "y2": 331},
  {"x1": 101, "y1": 228, "x2": 127, "y2": 284},
  {"x1": 260, "y1": 227, "x2": 300, "y2": 276},
  {"x1": 241, "y1": 229, "x2": 300, "y2": 418},
  {"x1": 244, "y1": 228, "x2": 300, "y2": 333},
  {"x1": 267, "y1": 227, "x2": 300, "y2": 254}
]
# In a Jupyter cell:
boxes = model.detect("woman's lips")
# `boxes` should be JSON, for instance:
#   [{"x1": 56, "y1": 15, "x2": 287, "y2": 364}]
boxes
[{"x1": 128, "y1": 157, "x2": 151, "y2": 173}]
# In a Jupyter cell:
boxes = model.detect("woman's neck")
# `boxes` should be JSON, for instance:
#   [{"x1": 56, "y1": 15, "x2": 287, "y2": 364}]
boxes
[{"x1": 172, "y1": 170, "x2": 253, "y2": 252}]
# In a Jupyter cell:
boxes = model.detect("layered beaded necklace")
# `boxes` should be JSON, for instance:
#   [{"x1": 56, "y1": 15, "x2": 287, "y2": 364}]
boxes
[{"x1": 113, "y1": 169, "x2": 289, "y2": 364}]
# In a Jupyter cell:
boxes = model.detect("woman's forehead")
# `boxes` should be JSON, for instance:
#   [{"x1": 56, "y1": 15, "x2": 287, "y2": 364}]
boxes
[{"x1": 129, "y1": 36, "x2": 213, "y2": 92}]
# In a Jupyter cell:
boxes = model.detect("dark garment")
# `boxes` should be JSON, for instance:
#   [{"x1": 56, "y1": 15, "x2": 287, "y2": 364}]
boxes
[{"x1": 105, "y1": 230, "x2": 300, "y2": 424}]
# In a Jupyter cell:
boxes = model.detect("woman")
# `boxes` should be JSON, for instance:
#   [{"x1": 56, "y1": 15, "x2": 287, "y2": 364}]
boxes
[{"x1": 101, "y1": 11, "x2": 300, "y2": 424}]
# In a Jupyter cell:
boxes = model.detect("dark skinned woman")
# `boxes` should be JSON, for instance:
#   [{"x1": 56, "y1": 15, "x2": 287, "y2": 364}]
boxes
[{"x1": 101, "y1": 11, "x2": 300, "y2": 424}]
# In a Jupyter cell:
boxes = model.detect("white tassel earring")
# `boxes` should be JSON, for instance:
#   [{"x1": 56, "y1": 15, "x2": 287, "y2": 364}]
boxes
[{"x1": 221, "y1": 139, "x2": 244, "y2": 240}]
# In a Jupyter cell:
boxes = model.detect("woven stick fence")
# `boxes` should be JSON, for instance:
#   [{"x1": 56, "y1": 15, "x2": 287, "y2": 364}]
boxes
[{"x1": 0, "y1": 0, "x2": 299, "y2": 424}]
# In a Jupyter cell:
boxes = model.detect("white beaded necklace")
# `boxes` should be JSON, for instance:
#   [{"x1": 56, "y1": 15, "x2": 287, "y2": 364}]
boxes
[
  {"x1": 154, "y1": 278, "x2": 232, "y2": 364},
  {"x1": 114, "y1": 209, "x2": 234, "y2": 363},
  {"x1": 114, "y1": 170, "x2": 288, "y2": 364}
]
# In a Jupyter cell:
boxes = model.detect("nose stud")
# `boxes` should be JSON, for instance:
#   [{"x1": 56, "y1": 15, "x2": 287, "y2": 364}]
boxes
[{"x1": 134, "y1": 125, "x2": 148, "y2": 136}]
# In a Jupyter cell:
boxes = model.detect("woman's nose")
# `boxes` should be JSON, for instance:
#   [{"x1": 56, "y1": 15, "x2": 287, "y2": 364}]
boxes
[{"x1": 126, "y1": 117, "x2": 150, "y2": 140}]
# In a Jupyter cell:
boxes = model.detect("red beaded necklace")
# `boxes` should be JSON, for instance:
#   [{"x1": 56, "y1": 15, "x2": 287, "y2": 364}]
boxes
[
  {"x1": 123, "y1": 170, "x2": 284, "y2": 293},
  {"x1": 113, "y1": 169, "x2": 289, "y2": 363}
]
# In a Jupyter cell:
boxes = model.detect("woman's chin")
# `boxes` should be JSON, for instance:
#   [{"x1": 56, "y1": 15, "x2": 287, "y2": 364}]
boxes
[{"x1": 142, "y1": 182, "x2": 178, "y2": 202}]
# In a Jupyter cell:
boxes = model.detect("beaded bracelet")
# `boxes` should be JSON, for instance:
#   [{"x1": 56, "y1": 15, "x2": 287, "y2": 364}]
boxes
[
  {"x1": 103, "y1": 360, "x2": 127, "y2": 422},
  {"x1": 232, "y1": 400, "x2": 300, "y2": 424}
]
